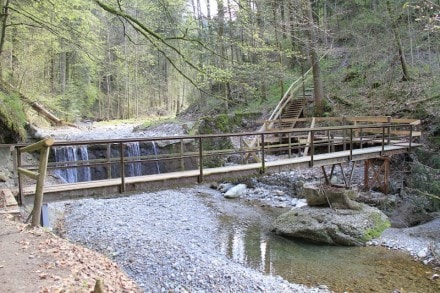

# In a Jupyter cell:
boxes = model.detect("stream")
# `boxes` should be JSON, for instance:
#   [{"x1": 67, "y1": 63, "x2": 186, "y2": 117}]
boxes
[{"x1": 209, "y1": 195, "x2": 439, "y2": 293}]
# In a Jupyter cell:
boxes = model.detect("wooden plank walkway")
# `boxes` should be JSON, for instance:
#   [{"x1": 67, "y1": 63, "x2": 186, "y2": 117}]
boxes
[{"x1": 19, "y1": 143, "x2": 419, "y2": 201}]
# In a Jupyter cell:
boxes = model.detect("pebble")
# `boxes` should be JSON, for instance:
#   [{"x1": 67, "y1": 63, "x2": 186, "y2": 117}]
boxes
[{"x1": 417, "y1": 248, "x2": 428, "y2": 258}]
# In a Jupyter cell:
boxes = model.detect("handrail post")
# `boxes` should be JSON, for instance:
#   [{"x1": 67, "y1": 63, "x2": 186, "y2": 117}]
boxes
[
  {"x1": 106, "y1": 144, "x2": 111, "y2": 179},
  {"x1": 198, "y1": 137, "x2": 203, "y2": 183},
  {"x1": 310, "y1": 130, "x2": 314, "y2": 167},
  {"x1": 288, "y1": 132, "x2": 292, "y2": 158},
  {"x1": 260, "y1": 134, "x2": 265, "y2": 173},
  {"x1": 119, "y1": 142, "x2": 125, "y2": 193},
  {"x1": 381, "y1": 126, "x2": 385, "y2": 155},
  {"x1": 409, "y1": 124, "x2": 413, "y2": 150},
  {"x1": 327, "y1": 130, "x2": 330, "y2": 153},
  {"x1": 349, "y1": 128, "x2": 353, "y2": 161},
  {"x1": 16, "y1": 138, "x2": 54, "y2": 227},
  {"x1": 342, "y1": 116, "x2": 347, "y2": 151},
  {"x1": 31, "y1": 142, "x2": 51, "y2": 227},
  {"x1": 360, "y1": 127, "x2": 363, "y2": 149},
  {"x1": 16, "y1": 148, "x2": 23, "y2": 205},
  {"x1": 180, "y1": 139, "x2": 185, "y2": 171},
  {"x1": 387, "y1": 116, "x2": 391, "y2": 145}
]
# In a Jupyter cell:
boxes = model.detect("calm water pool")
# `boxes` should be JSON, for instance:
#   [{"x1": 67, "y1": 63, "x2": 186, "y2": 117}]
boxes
[{"x1": 211, "y1": 198, "x2": 439, "y2": 293}]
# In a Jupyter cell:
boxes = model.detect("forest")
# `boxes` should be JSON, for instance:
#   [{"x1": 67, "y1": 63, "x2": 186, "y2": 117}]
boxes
[{"x1": 0, "y1": 0, "x2": 439, "y2": 144}]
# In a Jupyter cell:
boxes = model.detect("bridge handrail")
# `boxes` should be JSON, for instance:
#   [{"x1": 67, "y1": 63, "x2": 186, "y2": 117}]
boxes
[
  {"x1": 16, "y1": 138, "x2": 53, "y2": 227},
  {"x1": 10, "y1": 121, "x2": 419, "y2": 198}
]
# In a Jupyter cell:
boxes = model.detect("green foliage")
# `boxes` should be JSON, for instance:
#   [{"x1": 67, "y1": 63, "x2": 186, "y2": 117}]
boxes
[
  {"x1": 363, "y1": 213, "x2": 390, "y2": 241},
  {"x1": 407, "y1": 151, "x2": 440, "y2": 210},
  {"x1": 0, "y1": 92, "x2": 27, "y2": 140}
]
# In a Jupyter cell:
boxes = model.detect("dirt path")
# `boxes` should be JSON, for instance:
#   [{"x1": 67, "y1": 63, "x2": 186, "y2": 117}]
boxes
[{"x1": 0, "y1": 214, "x2": 141, "y2": 293}]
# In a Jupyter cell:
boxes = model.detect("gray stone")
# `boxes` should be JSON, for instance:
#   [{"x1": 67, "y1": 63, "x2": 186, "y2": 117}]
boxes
[
  {"x1": 271, "y1": 204, "x2": 390, "y2": 246},
  {"x1": 224, "y1": 184, "x2": 247, "y2": 199},
  {"x1": 218, "y1": 182, "x2": 234, "y2": 193},
  {"x1": 417, "y1": 248, "x2": 428, "y2": 258},
  {"x1": 0, "y1": 172, "x2": 7, "y2": 182},
  {"x1": 303, "y1": 184, "x2": 361, "y2": 210}
]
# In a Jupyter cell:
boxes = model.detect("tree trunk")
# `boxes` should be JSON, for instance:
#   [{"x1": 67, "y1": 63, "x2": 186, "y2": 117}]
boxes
[
  {"x1": 304, "y1": 0, "x2": 324, "y2": 116},
  {"x1": 386, "y1": 0, "x2": 410, "y2": 81},
  {"x1": 0, "y1": 0, "x2": 10, "y2": 76},
  {"x1": 0, "y1": 80, "x2": 65, "y2": 125}
]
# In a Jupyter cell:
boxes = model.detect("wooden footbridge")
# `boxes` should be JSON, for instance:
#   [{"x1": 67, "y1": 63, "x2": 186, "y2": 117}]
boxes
[{"x1": 4, "y1": 116, "x2": 421, "y2": 206}]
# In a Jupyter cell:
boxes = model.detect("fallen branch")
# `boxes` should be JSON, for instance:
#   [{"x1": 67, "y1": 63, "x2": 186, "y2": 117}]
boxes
[
  {"x1": 0, "y1": 79, "x2": 77, "y2": 127},
  {"x1": 405, "y1": 187, "x2": 440, "y2": 201},
  {"x1": 405, "y1": 95, "x2": 439, "y2": 106}
]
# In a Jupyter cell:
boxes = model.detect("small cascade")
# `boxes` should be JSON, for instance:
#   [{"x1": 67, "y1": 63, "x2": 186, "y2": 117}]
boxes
[
  {"x1": 126, "y1": 142, "x2": 142, "y2": 177},
  {"x1": 151, "y1": 141, "x2": 161, "y2": 174},
  {"x1": 54, "y1": 147, "x2": 78, "y2": 183},
  {"x1": 54, "y1": 146, "x2": 91, "y2": 183},
  {"x1": 77, "y1": 146, "x2": 91, "y2": 182}
]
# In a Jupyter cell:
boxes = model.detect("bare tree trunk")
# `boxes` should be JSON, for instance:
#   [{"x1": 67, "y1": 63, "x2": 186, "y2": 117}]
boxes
[
  {"x1": 304, "y1": 0, "x2": 324, "y2": 115},
  {"x1": 386, "y1": 0, "x2": 410, "y2": 81},
  {"x1": 273, "y1": 5, "x2": 284, "y2": 98},
  {"x1": 0, "y1": 0, "x2": 10, "y2": 76}
]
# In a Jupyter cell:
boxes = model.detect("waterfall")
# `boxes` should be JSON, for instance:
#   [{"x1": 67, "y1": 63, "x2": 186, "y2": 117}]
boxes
[
  {"x1": 54, "y1": 146, "x2": 91, "y2": 183},
  {"x1": 151, "y1": 141, "x2": 161, "y2": 174},
  {"x1": 126, "y1": 142, "x2": 142, "y2": 177},
  {"x1": 77, "y1": 146, "x2": 91, "y2": 182}
]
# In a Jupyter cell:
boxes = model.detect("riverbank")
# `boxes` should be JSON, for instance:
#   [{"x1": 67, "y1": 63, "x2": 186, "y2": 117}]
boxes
[{"x1": 0, "y1": 214, "x2": 141, "y2": 292}]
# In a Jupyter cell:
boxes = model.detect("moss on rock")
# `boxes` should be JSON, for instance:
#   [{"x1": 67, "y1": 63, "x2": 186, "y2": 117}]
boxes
[{"x1": 0, "y1": 92, "x2": 27, "y2": 143}]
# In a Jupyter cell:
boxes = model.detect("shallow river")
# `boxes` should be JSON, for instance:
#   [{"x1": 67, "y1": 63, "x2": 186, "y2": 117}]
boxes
[{"x1": 206, "y1": 195, "x2": 439, "y2": 293}]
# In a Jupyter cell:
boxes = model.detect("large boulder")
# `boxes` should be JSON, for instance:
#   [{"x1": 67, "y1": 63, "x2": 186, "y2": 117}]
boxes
[
  {"x1": 271, "y1": 204, "x2": 390, "y2": 246},
  {"x1": 303, "y1": 183, "x2": 362, "y2": 210}
]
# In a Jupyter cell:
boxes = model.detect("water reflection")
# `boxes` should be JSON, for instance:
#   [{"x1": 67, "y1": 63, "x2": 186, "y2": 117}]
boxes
[{"x1": 218, "y1": 222, "x2": 439, "y2": 293}]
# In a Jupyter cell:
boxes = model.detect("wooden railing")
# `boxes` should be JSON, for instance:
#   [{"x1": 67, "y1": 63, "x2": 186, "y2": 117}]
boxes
[
  {"x1": 12, "y1": 120, "x2": 420, "y2": 198},
  {"x1": 17, "y1": 138, "x2": 53, "y2": 227}
]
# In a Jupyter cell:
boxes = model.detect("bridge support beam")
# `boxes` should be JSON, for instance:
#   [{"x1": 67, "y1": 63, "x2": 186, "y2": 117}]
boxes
[
  {"x1": 363, "y1": 157, "x2": 390, "y2": 194},
  {"x1": 321, "y1": 162, "x2": 356, "y2": 188}
]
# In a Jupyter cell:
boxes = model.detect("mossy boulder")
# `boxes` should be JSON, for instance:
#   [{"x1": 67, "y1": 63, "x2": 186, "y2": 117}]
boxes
[
  {"x1": 271, "y1": 204, "x2": 390, "y2": 246},
  {"x1": 0, "y1": 92, "x2": 27, "y2": 143}
]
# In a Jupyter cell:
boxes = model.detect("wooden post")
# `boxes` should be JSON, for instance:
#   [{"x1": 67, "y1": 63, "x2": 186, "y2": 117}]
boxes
[
  {"x1": 260, "y1": 134, "x2": 265, "y2": 173},
  {"x1": 309, "y1": 130, "x2": 314, "y2": 167},
  {"x1": 349, "y1": 128, "x2": 353, "y2": 161},
  {"x1": 180, "y1": 139, "x2": 185, "y2": 171},
  {"x1": 364, "y1": 160, "x2": 370, "y2": 191},
  {"x1": 25, "y1": 138, "x2": 54, "y2": 227},
  {"x1": 342, "y1": 116, "x2": 347, "y2": 151},
  {"x1": 198, "y1": 137, "x2": 203, "y2": 183},
  {"x1": 16, "y1": 148, "x2": 23, "y2": 206},
  {"x1": 383, "y1": 158, "x2": 390, "y2": 194},
  {"x1": 387, "y1": 116, "x2": 391, "y2": 145},
  {"x1": 106, "y1": 144, "x2": 111, "y2": 179},
  {"x1": 119, "y1": 142, "x2": 125, "y2": 193},
  {"x1": 381, "y1": 127, "x2": 385, "y2": 155},
  {"x1": 327, "y1": 130, "x2": 330, "y2": 153}
]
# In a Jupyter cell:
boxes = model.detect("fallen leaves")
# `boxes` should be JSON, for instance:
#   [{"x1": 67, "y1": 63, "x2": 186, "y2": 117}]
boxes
[{"x1": 33, "y1": 230, "x2": 141, "y2": 293}]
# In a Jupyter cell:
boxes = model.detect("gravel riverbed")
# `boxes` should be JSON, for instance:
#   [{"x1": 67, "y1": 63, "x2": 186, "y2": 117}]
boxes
[{"x1": 60, "y1": 186, "x2": 330, "y2": 293}]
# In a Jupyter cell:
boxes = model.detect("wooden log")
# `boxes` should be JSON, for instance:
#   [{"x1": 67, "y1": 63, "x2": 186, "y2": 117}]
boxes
[
  {"x1": 20, "y1": 138, "x2": 54, "y2": 153},
  {"x1": 17, "y1": 168, "x2": 39, "y2": 180}
]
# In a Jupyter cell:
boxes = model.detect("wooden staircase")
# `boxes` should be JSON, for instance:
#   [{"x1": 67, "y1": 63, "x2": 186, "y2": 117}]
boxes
[
  {"x1": 243, "y1": 71, "x2": 313, "y2": 162},
  {"x1": 278, "y1": 97, "x2": 307, "y2": 128}
]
